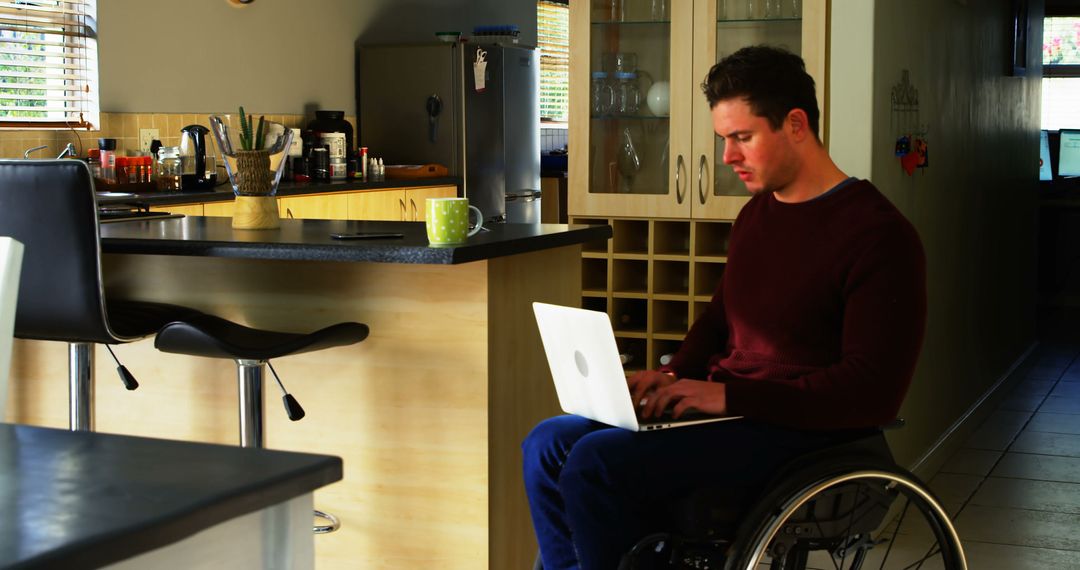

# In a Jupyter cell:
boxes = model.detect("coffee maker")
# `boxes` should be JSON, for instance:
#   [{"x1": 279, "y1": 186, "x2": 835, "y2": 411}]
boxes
[{"x1": 179, "y1": 124, "x2": 217, "y2": 191}]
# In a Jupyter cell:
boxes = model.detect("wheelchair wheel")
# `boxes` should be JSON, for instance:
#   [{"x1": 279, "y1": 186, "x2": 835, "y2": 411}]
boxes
[{"x1": 726, "y1": 465, "x2": 967, "y2": 570}]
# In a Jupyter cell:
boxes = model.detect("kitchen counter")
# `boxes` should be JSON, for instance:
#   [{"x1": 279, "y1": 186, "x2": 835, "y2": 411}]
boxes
[
  {"x1": 0, "y1": 423, "x2": 341, "y2": 569},
  {"x1": 12, "y1": 216, "x2": 611, "y2": 569},
  {"x1": 95, "y1": 177, "x2": 461, "y2": 207},
  {"x1": 100, "y1": 216, "x2": 611, "y2": 264}
]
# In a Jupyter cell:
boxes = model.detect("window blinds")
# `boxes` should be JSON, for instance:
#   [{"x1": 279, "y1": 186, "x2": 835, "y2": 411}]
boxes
[
  {"x1": 0, "y1": 0, "x2": 98, "y2": 129},
  {"x1": 1044, "y1": 16, "x2": 1080, "y2": 77},
  {"x1": 538, "y1": 0, "x2": 569, "y2": 123}
]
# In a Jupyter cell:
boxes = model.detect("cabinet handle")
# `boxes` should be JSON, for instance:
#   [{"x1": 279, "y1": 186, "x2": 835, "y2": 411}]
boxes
[
  {"x1": 675, "y1": 154, "x2": 685, "y2": 204},
  {"x1": 286, "y1": 208, "x2": 294, "y2": 219},
  {"x1": 410, "y1": 199, "x2": 418, "y2": 221},
  {"x1": 399, "y1": 198, "x2": 407, "y2": 221},
  {"x1": 698, "y1": 155, "x2": 708, "y2": 205}
]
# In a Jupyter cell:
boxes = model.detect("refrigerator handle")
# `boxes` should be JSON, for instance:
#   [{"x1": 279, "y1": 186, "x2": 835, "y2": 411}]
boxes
[{"x1": 426, "y1": 94, "x2": 443, "y2": 144}]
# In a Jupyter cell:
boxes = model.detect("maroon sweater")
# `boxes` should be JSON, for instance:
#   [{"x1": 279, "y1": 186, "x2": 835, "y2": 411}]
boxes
[{"x1": 666, "y1": 179, "x2": 927, "y2": 430}]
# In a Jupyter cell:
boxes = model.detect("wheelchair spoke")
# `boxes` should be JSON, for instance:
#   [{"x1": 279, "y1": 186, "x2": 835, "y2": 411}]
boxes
[
  {"x1": 839, "y1": 482, "x2": 866, "y2": 569},
  {"x1": 706, "y1": 466, "x2": 965, "y2": 570},
  {"x1": 877, "y1": 493, "x2": 913, "y2": 570}
]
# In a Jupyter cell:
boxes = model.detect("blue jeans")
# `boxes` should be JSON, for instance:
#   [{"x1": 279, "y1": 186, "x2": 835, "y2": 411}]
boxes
[{"x1": 522, "y1": 415, "x2": 846, "y2": 570}]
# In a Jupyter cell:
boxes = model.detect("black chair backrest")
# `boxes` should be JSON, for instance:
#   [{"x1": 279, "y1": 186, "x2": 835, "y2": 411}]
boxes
[{"x1": 0, "y1": 159, "x2": 117, "y2": 343}]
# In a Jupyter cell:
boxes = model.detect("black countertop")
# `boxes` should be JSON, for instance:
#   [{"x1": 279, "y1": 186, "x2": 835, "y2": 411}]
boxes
[
  {"x1": 0, "y1": 423, "x2": 341, "y2": 569},
  {"x1": 96, "y1": 177, "x2": 462, "y2": 207},
  {"x1": 100, "y1": 216, "x2": 612, "y2": 265}
]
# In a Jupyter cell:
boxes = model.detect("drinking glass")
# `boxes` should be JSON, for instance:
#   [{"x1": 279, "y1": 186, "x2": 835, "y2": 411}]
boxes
[
  {"x1": 764, "y1": 0, "x2": 780, "y2": 18},
  {"x1": 650, "y1": 0, "x2": 668, "y2": 20}
]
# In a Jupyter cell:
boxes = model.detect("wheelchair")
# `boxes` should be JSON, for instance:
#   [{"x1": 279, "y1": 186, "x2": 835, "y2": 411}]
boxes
[
  {"x1": 620, "y1": 424, "x2": 967, "y2": 570},
  {"x1": 534, "y1": 423, "x2": 967, "y2": 569}
]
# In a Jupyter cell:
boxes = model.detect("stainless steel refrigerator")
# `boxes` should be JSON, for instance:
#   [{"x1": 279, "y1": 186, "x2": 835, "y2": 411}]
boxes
[{"x1": 357, "y1": 42, "x2": 540, "y2": 223}]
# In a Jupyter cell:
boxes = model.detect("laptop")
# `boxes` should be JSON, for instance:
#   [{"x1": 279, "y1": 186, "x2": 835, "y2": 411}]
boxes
[{"x1": 532, "y1": 302, "x2": 741, "y2": 431}]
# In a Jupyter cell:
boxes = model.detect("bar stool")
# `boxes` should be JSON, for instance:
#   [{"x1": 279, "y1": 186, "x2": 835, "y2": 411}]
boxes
[
  {"x1": 154, "y1": 312, "x2": 369, "y2": 532},
  {"x1": 0, "y1": 159, "x2": 200, "y2": 431}
]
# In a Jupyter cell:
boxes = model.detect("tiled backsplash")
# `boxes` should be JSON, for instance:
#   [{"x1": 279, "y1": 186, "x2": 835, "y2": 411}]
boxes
[
  {"x1": 0, "y1": 112, "x2": 356, "y2": 159},
  {"x1": 541, "y1": 126, "x2": 568, "y2": 153},
  {"x1": 3, "y1": 114, "x2": 555, "y2": 160}
]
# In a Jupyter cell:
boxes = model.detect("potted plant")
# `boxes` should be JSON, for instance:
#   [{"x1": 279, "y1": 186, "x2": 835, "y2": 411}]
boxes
[{"x1": 209, "y1": 107, "x2": 293, "y2": 229}]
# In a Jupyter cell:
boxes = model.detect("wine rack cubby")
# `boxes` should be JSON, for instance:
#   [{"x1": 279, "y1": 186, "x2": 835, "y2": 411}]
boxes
[{"x1": 570, "y1": 216, "x2": 735, "y2": 370}]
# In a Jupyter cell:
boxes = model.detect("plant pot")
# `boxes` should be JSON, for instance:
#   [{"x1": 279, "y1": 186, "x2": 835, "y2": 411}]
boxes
[
  {"x1": 209, "y1": 114, "x2": 293, "y2": 230},
  {"x1": 232, "y1": 195, "x2": 280, "y2": 230}
]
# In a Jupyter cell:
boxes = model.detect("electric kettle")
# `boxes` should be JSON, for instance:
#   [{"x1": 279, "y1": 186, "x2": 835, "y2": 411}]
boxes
[{"x1": 179, "y1": 124, "x2": 217, "y2": 191}]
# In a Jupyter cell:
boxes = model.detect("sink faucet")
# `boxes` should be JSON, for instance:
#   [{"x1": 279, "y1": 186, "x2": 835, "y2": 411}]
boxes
[
  {"x1": 23, "y1": 145, "x2": 47, "y2": 159},
  {"x1": 56, "y1": 143, "x2": 76, "y2": 159}
]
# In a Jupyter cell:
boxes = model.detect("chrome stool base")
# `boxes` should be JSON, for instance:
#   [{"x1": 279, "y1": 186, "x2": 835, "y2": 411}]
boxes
[
  {"x1": 239, "y1": 359, "x2": 340, "y2": 535},
  {"x1": 313, "y1": 509, "x2": 341, "y2": 534}
]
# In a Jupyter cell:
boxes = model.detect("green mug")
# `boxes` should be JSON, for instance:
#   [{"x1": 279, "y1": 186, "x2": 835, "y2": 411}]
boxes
[{"x1": 426, "y1": 197, "x2": 483, "y2": 245}]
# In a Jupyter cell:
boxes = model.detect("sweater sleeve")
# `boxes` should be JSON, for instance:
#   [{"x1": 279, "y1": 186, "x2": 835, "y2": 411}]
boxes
[
  {"x1": 723, "y1": 222, "x2": 927, "y2": 430},
  {"x1": 663, "y1": 274, "x2": 728, "y2": 380}
]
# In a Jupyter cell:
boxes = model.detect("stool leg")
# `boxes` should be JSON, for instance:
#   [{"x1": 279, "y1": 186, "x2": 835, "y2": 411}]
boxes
[
  {"x1": 237, "y1": 359, "x2": 266, "y2": 448},
  {"x1": 68, "y1": 342, "x2": 94, "y2": 432}
]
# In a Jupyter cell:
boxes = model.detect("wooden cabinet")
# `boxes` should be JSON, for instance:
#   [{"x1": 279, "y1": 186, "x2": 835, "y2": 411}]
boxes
[
  {"x1": 202, "y1": 201, "x2": 234, "y2": 217},
  {"x1": 568, "y1": 0, "x2": 826, "y2": 220},
  {"x1": 403, "y1": 185, "x2": 457, "y2": 221},
  {"x1": 278, "y1": 193, "x2": 349, "y2": 220},
  {"x1": 151, "y1": 204, "x2": 203, "y2": 216},
  {"x1": 346, "y1": 185, "x2": 457, "y2": 221},
  {"x1": 569, "y1": 0, "x2": 827, "y2": 366},
  {"x1": 149, "y1": 184, "x2": 458, "y2": 223}
]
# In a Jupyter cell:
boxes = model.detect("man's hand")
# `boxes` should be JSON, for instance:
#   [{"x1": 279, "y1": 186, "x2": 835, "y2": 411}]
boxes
[
  {"x1": 627, "y1": 370, "x2": 677, "y2": 414},
  {"x1": 641, "y1": 379, "x2": 728, "y2": 419}
]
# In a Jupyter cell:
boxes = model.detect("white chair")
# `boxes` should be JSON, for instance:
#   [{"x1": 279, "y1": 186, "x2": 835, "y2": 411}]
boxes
[{"x1": 0, "y1": 237, "x2": 24, "y2": 422}]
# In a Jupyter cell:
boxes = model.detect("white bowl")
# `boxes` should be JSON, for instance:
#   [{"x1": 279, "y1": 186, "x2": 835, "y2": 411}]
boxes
[{"x1": 647, "y1": 81, "x2": 670, "y2": 117}]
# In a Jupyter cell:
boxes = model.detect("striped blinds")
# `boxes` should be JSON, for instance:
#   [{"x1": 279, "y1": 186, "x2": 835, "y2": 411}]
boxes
[
  {"x1": 0, "y1": 0, "x2": 98, "y2": 129},
  {"x1": 538, "y1": 0, "x2": 569, "y2": 123},
  {"x1": 1044, "y1": 16, "x2": 1080, "y2": 77}
]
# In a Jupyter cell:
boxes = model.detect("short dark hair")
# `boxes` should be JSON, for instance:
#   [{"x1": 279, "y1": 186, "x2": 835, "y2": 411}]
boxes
[{"x1": 701, "y1": 45, "x2": 819, "y2": 138}]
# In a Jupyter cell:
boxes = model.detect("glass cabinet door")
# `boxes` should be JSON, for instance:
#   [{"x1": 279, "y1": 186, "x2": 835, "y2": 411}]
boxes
[
  {"x1": 692, "y1": 0, "x2": 816, "y2": 220},
  {"x1": 569, "y1": 0, "x2": 693, "y2": 218}
]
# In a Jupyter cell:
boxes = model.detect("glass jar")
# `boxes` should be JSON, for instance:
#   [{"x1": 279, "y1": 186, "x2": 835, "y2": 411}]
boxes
[
  {"x1": 591, "y1": 71, "x2": 614, "y2": 115},
  {"x1": 306, "y1": 110, "x2": 354, "y2": 162},
  {"x1": 614, "y1": 71, "x2": 642, "y2": 115},
  {"x1": 156, "y1": 146, "x2": 182, "y2": 191}
]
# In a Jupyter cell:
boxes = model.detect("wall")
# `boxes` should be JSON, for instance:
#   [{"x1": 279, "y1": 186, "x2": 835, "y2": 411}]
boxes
[
  {"x1": 98, "y1": 0, "x2": 536, "y2": 114},
  {"x1": 0, "y1": 0, "x2": 538, "y2": 159},
  {"x1": 831, "y1": 0, "x2": 1043, "y2": 466}
]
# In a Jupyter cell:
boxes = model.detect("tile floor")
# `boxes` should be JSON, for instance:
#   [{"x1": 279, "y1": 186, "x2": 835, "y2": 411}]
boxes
[{"x1": 921, "y1": 320, "x2": 1080, "y2": 568}]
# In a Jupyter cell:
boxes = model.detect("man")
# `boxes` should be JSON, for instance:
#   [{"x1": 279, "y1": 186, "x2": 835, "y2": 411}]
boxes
[{"x1": 522, "y1": 46, "x2": 926, "y2": 570}]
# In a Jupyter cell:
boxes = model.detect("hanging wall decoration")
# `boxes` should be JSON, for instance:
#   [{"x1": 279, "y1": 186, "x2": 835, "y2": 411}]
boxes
[{"x1": 891, "y1": 69, "x2": 929, "y2": 177}]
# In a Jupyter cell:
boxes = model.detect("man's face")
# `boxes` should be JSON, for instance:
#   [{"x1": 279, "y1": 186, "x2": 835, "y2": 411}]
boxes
[{"x1": 711, "y1": 98, "x2": 798, "y2": 195}]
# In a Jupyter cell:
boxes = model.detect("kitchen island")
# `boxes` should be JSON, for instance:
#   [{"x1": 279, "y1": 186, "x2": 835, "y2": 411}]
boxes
[
  {"x1": 6, "y1": 217, "x2": 610, "y2": 570},
  {"x1": 0, "y1": 423, "x2": 341, "y2": 569}
]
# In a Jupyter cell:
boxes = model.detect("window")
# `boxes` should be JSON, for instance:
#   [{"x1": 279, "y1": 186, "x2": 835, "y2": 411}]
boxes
[
  {"x1": 0, "y1": 0, "x2": 99, "y2": 129},
  {"x1": 538, "y1": 0, "x2": 569, "y2": 124},
  {"x1": 1043, "y1": 16, "x2": 1080, "y2": 130}
]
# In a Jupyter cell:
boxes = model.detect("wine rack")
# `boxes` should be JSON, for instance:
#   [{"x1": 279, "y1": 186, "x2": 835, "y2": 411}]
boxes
[{"x1": 570, "y1": 216, "x2": 734, "y2": 372}]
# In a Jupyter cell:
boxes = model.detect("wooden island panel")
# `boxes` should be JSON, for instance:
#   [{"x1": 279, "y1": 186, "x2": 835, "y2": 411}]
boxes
[{"x1": 7, "y1": 245, "x2": 579, "y2": 569}]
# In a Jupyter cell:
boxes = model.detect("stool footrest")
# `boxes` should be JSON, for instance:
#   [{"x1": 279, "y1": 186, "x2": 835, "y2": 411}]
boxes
[{"x1": 313, "y1": 509, "x2": 340, "y2": 534}]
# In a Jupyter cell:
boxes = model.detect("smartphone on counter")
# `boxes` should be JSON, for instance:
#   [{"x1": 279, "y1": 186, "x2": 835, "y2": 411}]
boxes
[{"x1": 330, "y1": 232, "x2": 405, "y2": 240}]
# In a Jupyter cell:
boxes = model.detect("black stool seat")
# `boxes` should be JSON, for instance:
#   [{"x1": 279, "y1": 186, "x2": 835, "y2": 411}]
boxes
[
  {"x1": 155, "y1": 314, "x2": 369, "y2": 360},
  {"x1": 106, "y1": 301, "x2": 203, "y2": 341}
]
